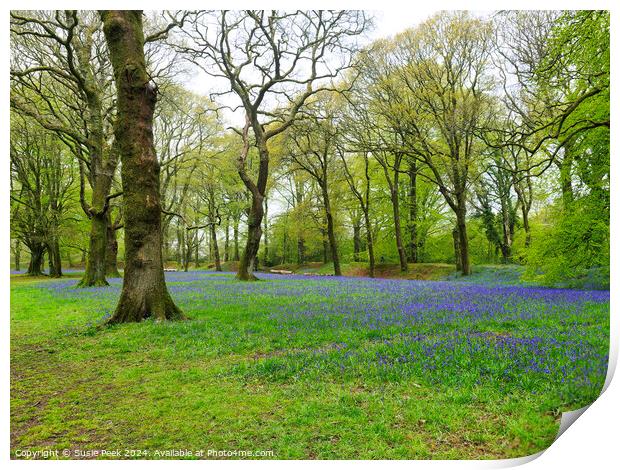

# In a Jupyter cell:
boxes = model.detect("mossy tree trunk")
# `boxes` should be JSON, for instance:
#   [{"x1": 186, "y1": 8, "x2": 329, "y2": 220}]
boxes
[
  {"x1": 236, "y1": 132, "x2": 268, "y2": 281},
  {"x1": 101, "y1": 10, "x2": 183, "y2": 323},
  {"x1": 210, "y1": 224, "x2": 222, "y2": 271},
  {"x1": 26, "y1": 244, "x2": 46, "y2": 276},
  {"x1": 452, "y1": 226, "x2": 462, "y2": 273},
  {"x1": 79, "y1": 211, "x2": 108, "y2": 286},
  {"x1": 76, "y1": 57, "x2": 119, "y2": 288},
  {"x1": 105, "y1": 212, "x2": 121, "y2": 277},
  {"x1": 237, "y1": 192, "x2": 263, "y2": 280},
  {"x1": 47, "y1": 236, "x2": 62, "y2": 278}
]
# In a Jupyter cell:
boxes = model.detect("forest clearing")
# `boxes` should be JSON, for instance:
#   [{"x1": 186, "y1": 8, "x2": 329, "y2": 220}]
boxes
[{"x1": 9, "y1": 8, "x2": 610, "y2": 461}]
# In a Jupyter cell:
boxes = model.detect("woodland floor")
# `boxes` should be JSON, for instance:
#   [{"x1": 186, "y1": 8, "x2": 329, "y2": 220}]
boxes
[{"x1": 10, "y1": 268, "x2": 609, "y2": 459}]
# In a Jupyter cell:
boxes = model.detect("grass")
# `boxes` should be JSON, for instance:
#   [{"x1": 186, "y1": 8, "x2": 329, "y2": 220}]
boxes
[{"x1": 10, "y1": 270, "x2": 609, "y2": 459}]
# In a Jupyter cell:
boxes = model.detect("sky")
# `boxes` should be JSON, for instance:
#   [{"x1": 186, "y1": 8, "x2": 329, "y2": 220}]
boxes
[{"x1": 367, "y1": 8, "x2": 441, "y2": 40}]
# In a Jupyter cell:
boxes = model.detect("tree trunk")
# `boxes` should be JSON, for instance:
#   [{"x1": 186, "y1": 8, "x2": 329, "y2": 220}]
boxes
[
  {"x1": 353, "y1": 222, "x2": 361, "y2": 262},
  {"x1": 522, "y1": 205, "x2": 531, "y2": 248},
  {"x1": 500, "y1": 213, "x2": 513, "y2": 264},
  {"x1": 236, "y1": 127, "x2": 270, "y2": 281},
  {"x1": 105, "y1": 213, "x2": 121, "y2": 277},
  {"x1": 102, "y1": 10, "x2": 183, "y2": 323},
  {"x1": 48, "y1": 237, "x2": 62, "y2": 278},
  {"x1": 183, "y1": 230, "x2": 190, "y2": 272},
  {"x1": 224, "y1": 216, "x2": 230, "y2": 262},
  {"x1": 322, "y1": 233, "x2": 329, "y2": 264},
  {"x1": 390, "y1": 186, "x2": 408, "y2": 273},
  {"x1": 233, "y1": 217, "x2": 240, "y2": 262},
  {"x1": 321, "y1": 185, "x2": 341, "y2": 276},
  {"x1": 78, "y1": 212, "x2": 109, "y2": 286},
  {"x1": 262, "y1": 196, "x2": 269, "y2": 266},
  {"x1": 455, "y1": 202, "x2": 471, "y2": 275},
  {"x1": 452, "y1": 226, "x2": 462, "y2": 273},
  {"x1": 295, "y1": 179, "x2": 305, "y2": 265},
  {"x1": 13, "y1": 240, "x2": 21, "y2": 272},
  {"x1": 176, "y1": 226, "x2": 183, "y2": 267},
  {"x1": 559, "y1": 140, "x2": 575, "y2": 208},
  {"x1": 26, "y1": 244, "x2": 45, "y2": 276},
  {"x1": 407, "y1": 161, "x2": 418, "y2": 263},
  {"x1": 237, "y1": 193, "x2": 263, "y2": 281},
  {"x1": 210, "y1": 224, "x2": 222, "y2": 271},
  {"x1": 364, "y1": 211, "x2": 375, "y2": 278},
  {"x1": 297, "y1": 237, "x2": 305, "y2": 265}
]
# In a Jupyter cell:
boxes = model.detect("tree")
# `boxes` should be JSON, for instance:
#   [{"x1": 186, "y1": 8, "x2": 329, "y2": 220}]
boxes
[
  {"x1": 390, "y1": 12, "x2": 495, "y2": 274},
  {"x1": 10, "y1": 11, "x2": 122, "y2": 286},
  {"x1": 10, "y1": 115, "x2": 75, "y2": 277},
  {"x1": 338, "y1": 147, "x2": 376, "y2": 277},
  {"x1": 283, "y1": 95, "x2": 343, "y2": 276},
  {"x1": 101, "y1": 10, "x2": 183, "y2": 323},
  {"x1": 178, "y1": 10, "x2": 367, "y2": 280},
  {"x1": 343, "y1": 60, "x2": 410, "y2": 273}
]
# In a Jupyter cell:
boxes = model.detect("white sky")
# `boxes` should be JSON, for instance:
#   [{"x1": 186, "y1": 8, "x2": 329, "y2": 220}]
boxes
[{"x1": 367, "y1": 8, "x2": 442, "y2": 40}]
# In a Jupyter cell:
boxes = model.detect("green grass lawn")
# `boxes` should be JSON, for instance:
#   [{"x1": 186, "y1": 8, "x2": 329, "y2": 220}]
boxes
[{"x1": 10, "y1": 270, "x2": 609, "y2": 459}]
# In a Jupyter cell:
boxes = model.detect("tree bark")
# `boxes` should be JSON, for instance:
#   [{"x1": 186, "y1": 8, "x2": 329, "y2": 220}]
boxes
[
  {"x1": 353, "y1": 222, "x2": 361, "y2": 262},
  {"x1": 79, "y1": 212, "x2": 108, "y2": 286},
  {"x1": 13, "y1": 240, "x2": 21, "y2": 271},
  {"x1": 262, "y1": 196, "x2": 269, "y2": 266},
  {"x1": 26, "y1": 244, "x2": 45, "y2": 276},
  {"x1": 407, "y1": 161, "x2": 418, "y2": 263},
  {"x1": 390, "y1": 185, "x2": 408, "y2": 273},
  {"x1": 237, "y1": 192, "x2": 263, "y2": 280},
  {"x1": 105, "y1": 213, "x2": 121, "y2": 277},
  {"x1": 102, "y1": 10, "x2": 183, "y2": 323},
  {"x1": 452, "y1": 226, "x2": 462, "y2": 273},
  {"x1": 559, "y1": 140, "x2": 575, "y2": 208},
  {"x1": 236, "y1": 124, "x2": 269, "y2": 281},
  {"x1": 210, "y1": 224, "x2": 222, "y2": 271},
  {"x1": 378, "y1": 154, "x2": 407, "y2": 273},
  {"x1": 321, "y1": 184, "x2": 341, "y2": 276},
  {"x1": 455, "y1": 201, "x2": 471, "y2": 275},
  {"x1": 522, "y1": 206, "x2": 531, "y2": 247},
  {"x1": 233, "y1": 216, "x2": 240, "y2": 261},
  {"x1": 364, "y1": 211, "x2": 375, "y2": 278},
  {"x1": 322, "y1": 232, "x2": 329, "y2": 264},
  {"x1": 224, "y1": 216, "x2": 230, "y2": 262},
  {"x1": 48, "y1": 237, "x2": 62, "y2": 278}
]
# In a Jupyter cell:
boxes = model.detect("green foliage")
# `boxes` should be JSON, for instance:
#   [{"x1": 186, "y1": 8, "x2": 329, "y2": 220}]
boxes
[{"x1": 523, "y1": 196, "x2": 609, "y2": 289}]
